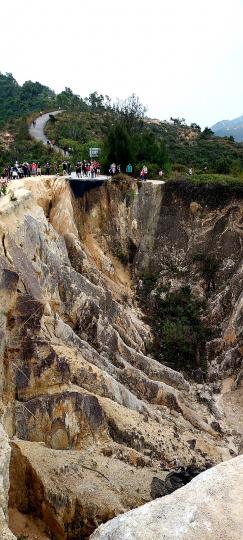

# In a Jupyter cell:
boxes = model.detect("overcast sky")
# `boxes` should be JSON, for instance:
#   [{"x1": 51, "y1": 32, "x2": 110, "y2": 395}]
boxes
[{"x1": 1, "y1": 0, "x2": 243, "y2": 127}]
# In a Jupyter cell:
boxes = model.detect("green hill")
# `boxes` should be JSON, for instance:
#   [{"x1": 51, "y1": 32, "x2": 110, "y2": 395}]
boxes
[
  {"x1": 0, "y1": 72, "x2": 57, "y2": 126},
  {"x1": 1, "y1": 72, "x2": 243, "y2": 179}
]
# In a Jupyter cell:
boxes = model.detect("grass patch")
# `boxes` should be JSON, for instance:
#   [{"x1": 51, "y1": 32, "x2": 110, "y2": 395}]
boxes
[{"x1": 168, "y1": 173, "x2": 243, "y2": 187}]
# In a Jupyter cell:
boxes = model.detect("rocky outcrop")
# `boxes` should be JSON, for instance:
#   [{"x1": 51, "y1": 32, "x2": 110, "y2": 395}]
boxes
[
  {"x1": 0, "y1": 426, "x2": 16, "y2": 540},
  {"x1": 0, "y1": 177, "x2": 242, "y2": 538},
  {"x1": 91, "y1": 456, "x2": 243, "y2": 540}
]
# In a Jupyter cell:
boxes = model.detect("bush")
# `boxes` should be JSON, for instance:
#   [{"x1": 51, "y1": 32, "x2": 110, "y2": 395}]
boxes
[
  {"x1": 138, "y1": 283, "x2": 209, "y2": 374},
  {"x1": 171, "y1": 163, "x2": 187, "y2": 173},
  {"x1": 114, "y1": 247, "x2": 129, "y2": 265},
  {"x1": 193, "y1": 251, "x2": 220, "y2": 291},
  {"x1": 112, "y1": 173, "x2": 133, "y2": 183},
  {"x1": 125, "y1": 187, "x2": 136, "y2": 206},
  {"x1": 0, "y1": 182, "x2": 7, "y2": 195},
  {"x1": 214, "y1": 157, "x2": 232, "y2": 174}
]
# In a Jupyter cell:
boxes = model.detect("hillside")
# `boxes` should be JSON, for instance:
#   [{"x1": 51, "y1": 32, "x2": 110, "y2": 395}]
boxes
[
  {"x1": 1, "y1": 72, "x2": 243, "y2": 179},
  {"x1": 45, "y1": 111, "x2": 243, "y2": 176},
  {"x1": 212, "y1": 115, "x2": 243, "y2": 142},
  {"x1": 0, "y1": 72, "x2": 56, "y2": 126}
]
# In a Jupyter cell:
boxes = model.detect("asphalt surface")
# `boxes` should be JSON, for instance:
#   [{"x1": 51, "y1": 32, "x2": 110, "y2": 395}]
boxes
[{"x1": 29, "y1": 110, "x2": 64, "y2": 154}]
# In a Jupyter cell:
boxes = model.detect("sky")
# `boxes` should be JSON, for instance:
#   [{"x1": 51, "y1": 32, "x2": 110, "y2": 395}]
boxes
[{"x1": 1, "y1": 0, "x2": 243, "y2": 127}]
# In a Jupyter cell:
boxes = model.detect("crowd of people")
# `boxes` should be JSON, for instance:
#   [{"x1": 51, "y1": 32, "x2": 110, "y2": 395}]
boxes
[
  {"x1": 75, "y1": 160, "x2": 101, "y2": 178},
  {"x1": 1, "y1": 159, "x2": 157, "y2": 182},
  {"x1": 0, "y1": 160, "x2": 103, "y2": 179},
  {"x1": 1, "y1": 160, "x2": 54, "y2": 179}
]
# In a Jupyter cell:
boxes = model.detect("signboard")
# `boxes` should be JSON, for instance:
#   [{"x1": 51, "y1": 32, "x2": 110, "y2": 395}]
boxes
[{"x1": 89, "y1": 147, "x2": 100, "y2": 158}]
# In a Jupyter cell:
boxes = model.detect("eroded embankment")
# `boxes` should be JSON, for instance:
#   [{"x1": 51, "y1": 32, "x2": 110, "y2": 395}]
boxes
[{"x1": 0, "y1": 177, "x2": 242, "y2": 539}]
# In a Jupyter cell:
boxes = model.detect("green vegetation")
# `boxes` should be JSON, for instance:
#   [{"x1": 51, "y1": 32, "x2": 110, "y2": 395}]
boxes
[
  {"x1": 0, "y1": 182, "x2": 7, "y2": 195},
  {"x1": 115, "y1": 248, "x2": 129, "y2": 265},
  {"x1": 125, "y1": 187, "x2": 137, "y2": 206},
  {"x1": 0, "y1": 72, "x2": 56, "y2": 126},
  {"x1": 139, "y1": 281, "x2": 209, "y2": 375},
  {"x1": 193, "y1": 252, "x2": 220, "y2": 292},
  {"x1": 149, "y1": 119, "x2": 243, "y2": 175},
  {"x1": 0, "y1": 116, "x2": 61, "y2": 170},
  {"x1": 2, "y1": 71, "x2": 243, "y2": 182},
  {"x1": 177, "y1": 173, "x2": 243, "y2": 186}
]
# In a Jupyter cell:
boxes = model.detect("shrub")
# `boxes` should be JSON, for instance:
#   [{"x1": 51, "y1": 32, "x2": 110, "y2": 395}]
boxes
[
  {"x1": 138, "y1": 283, "x2": 209, "y2": 375},
  {"x1": 125, "y1": 188, "x2": 136, "y2": 206},
  {"x1": 0, "y1": 182, "x2": 7, "y2": 195},
  {"x1": 112, "y1": 173, "x2": 133, "y2": 184},
  {"x1": 193, "y1": 251, "x2": 220, "y2": 291},
  {"x1": 115, "y1": 247, "x2": 129, "y2": 265}
]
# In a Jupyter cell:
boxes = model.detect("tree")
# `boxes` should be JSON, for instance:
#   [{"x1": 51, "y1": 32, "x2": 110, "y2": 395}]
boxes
[
  {"x1": 190, "y1": 122, "x2": 201, "y2": 132},
  {"x1": 106, "y1": 124, "x2": 133, "y2": 168},
  {"x1": 56, "y1": 88, "x2": 87, "y2": 111},
  {"x1": 230, "y1": 158, "x2": 242, "y2": 176},
  {"x1": 135, "y1": 130, "x2": 168, "y2": 165},
  {"x1": 113, "y1": 94, "x2": 146, "y2": 133},
  {"x1": 214, "y1": 157, "x2": 231, "y2": 174},
  {"x1": 170, "y1": 117, "x2": 186, "y2": 126},
  {"x1": 200, "y1": 127, "x2": 214, "y2": 139}
]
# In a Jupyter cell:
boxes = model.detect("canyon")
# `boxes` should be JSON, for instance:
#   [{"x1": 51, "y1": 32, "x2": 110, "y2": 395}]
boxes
[{"x1": 0, "y1": 176, "x2": 242, "y2": 539}]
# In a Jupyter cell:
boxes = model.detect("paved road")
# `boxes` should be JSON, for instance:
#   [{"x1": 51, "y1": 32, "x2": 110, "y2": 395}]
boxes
[{"x1": 29, "y1": 110, "x2": 65, "y2": 155}]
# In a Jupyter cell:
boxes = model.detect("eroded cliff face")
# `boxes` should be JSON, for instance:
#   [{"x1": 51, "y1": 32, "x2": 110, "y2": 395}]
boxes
[{"x1": 0, "y1": 177, "x2": 242, "y2": 539}]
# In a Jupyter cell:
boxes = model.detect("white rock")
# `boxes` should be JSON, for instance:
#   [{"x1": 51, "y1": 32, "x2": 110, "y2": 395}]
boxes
[{"x1": 91, "y1": 456, "x2": 243, "y2": 540}]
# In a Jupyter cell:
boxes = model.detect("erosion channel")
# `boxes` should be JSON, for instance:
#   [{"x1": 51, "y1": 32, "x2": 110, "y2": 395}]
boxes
[{"x1": 0, "y1": 176, "x2": 242, "y2": 539}]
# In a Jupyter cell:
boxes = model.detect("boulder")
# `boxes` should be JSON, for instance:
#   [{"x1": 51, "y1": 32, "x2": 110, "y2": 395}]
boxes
[{"x1": 91, "y1": 456, "x2": 243, "y2": 540}]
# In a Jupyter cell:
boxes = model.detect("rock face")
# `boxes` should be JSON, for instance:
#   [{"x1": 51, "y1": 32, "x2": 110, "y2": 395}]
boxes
[
  {"x1": 0, "y1": 426, "x2": 16, "y2": 540},
  {"x1": 91, "y1": 456, "x2": 243, "y2": 540},
  {"x1": 0, "y1": 177, "x2": 242, "y2": 538}
]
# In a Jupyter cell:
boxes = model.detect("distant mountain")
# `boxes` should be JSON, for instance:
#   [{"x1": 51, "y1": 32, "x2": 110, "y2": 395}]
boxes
[{"x1": 211, "y1": 115, "x2": 243, "y2": 142}]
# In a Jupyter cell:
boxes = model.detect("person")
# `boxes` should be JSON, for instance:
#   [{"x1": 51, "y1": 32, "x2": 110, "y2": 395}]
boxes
[
  {"x1": 109, "y1": 163, "x2": 116, "y2": 176},
  {"x1": 31, "y1": 162, "x2": 37, "y2": 176},
  {"x1": 188, "y1": 167, "x2": 193, "y2": 175},
  {"x1": 62, "y1": 161, "x2": 68, "y2": 175},
  {"x1": 86, "y1": 162, "x2": 91, "y2": 178},
  {"x1": 143, "y1": 165, "x2": 148, "y2": 180},
  {"x1": 116, "y1": 164, "x2": 121, "y2": 174},
  {"x1": 45, "y1": 162, "x2": 50, "y2": 175},
  {"x1": 140, "y1": 168, "x2": 145, "y2": 181},
  {"x1": 18, "y1": 166, "x2": 24, "y2": 178},
  {"x1": 82, "y1": 161, "x2": 87, "y2": 177},
  {"x1": 76, "y1": 161, "x2": 81, "y2": 178},
  {"x1": 37, "y1": 163, "x2": 42, "y2": 176},
  {"x1": 67, "y1": 162, "x2": 71, "y2": 175},
  {"x1": 12, "y1": 167, "x2": 18, "y2": 179},
  {"x1": 126, "y1": 163, "x2": 133, "y2": 176},
  {"x1": 90, "y1": 162, "x2": 95, "y2": 179},
  {"x1": 22, "y1": 162, "x2": 28, "y2": 177},
  {"x1": 96, "y1": 161, "x2": 100, "y2": 176},
  {"x1": 159, "y1": 169, "x2": 163, "y2": 178}
]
